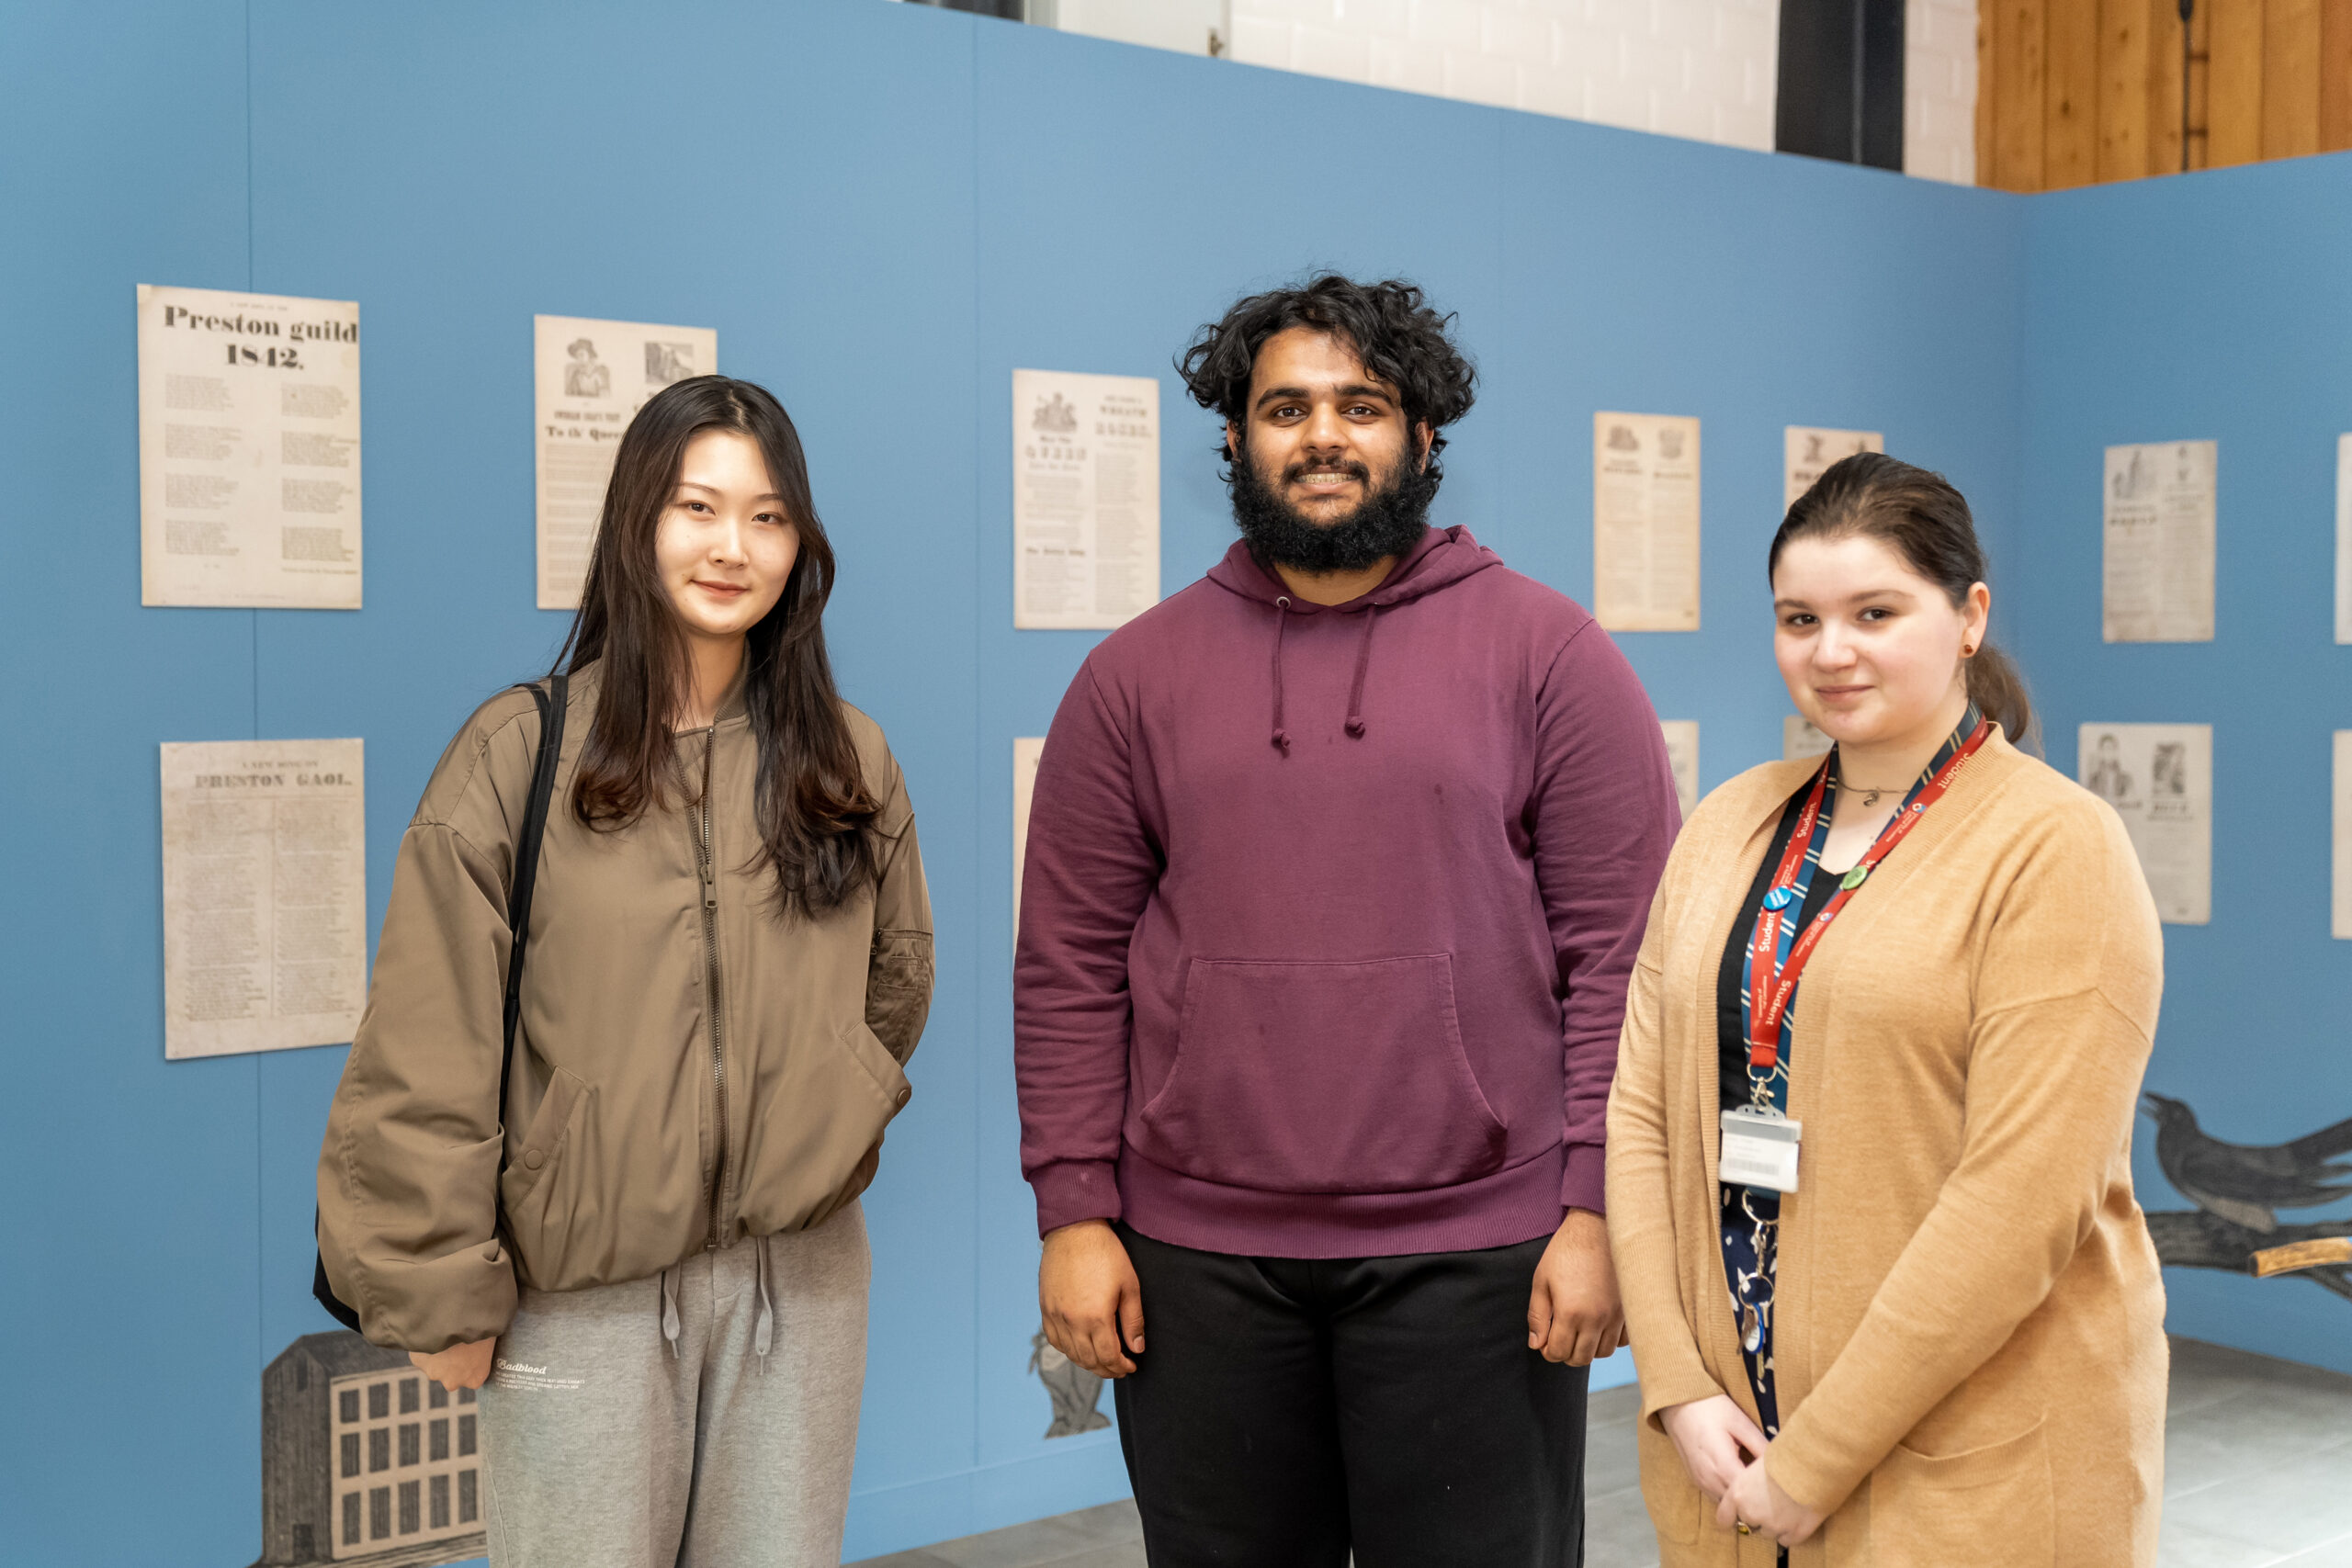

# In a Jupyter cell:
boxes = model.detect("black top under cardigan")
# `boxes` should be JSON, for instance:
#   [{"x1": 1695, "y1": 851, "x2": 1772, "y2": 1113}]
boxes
[{"x1": 1715, "y1": 782, "x2": 1841, "y2": 1112}]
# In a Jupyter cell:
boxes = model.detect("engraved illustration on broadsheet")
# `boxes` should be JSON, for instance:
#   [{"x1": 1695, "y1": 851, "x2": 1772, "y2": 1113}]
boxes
[{"x1": 1593, "y1": 412, "x2": 1701, "y2": 632}]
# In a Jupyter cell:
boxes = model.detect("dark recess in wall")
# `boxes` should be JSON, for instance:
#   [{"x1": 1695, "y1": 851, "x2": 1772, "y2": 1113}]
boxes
[
  {"x1": 1776, "y1": 0, "x2": 1905, "y2": 171},
  {"x1": 909, "y1": 0, "x2": 1027, "y2": 17}
]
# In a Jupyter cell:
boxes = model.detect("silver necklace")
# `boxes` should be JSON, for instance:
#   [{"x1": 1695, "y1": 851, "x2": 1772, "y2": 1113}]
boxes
[{"x1": 1835, "y1": 773, "x2": 1906, "y2": 809}]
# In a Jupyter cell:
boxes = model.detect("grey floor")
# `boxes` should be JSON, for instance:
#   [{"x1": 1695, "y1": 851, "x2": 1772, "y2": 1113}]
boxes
[{"x1": 851, "y1": 1337, "x2": 2352, "y2": 1567}]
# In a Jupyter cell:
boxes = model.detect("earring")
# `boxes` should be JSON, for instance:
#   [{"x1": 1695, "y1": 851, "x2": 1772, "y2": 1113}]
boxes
[{"x1": 1962, "y1": 643, "x2": 1977, "y2": 657}]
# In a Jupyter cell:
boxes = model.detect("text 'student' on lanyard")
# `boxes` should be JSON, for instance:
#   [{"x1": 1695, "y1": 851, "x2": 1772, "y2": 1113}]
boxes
[{"x1": 1744, "y1": 718, "x2": 1993, "y2": 1072}]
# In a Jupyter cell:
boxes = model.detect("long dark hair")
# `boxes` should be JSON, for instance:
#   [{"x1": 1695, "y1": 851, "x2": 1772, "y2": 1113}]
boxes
[
  {"x1": 554, "y1": 375, "x2": 880, "y2": 916},
  {"x1": 1770, "y1": 452, "x2": 2033, "y2": 749}
]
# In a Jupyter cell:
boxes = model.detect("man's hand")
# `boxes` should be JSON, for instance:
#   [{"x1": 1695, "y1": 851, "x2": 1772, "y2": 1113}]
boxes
[
  {"x1": 410, "y1": 1338, "x2": 495, "y2": 1393},
  {"x1": 1659, "y1": 1393, "x2": 1768, "y2": 1503},
  {"x1": 1039, "y1": 1219, "x2": 1144, "y2": 1379},
  {"x1": 1717, "y1": 1448, "x2": 1826, "y2": 1547},
  {"x1": 1525, "y1": 1208, "x2": 1628, "y2": 1365}
]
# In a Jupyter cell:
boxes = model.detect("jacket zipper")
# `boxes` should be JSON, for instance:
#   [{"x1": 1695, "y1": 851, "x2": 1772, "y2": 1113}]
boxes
[{"x1": 696, "y1": 728, "x2": 729, "y2": 1249}]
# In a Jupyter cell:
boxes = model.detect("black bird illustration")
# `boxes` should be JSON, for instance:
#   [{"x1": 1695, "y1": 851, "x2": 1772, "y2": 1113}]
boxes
[
  {"x1": 2141, "y1": 1093, "x2": 2352, "y2": 1234},
  {"x1": 2143, "y1": 1210, "x2": 2352, "y2": 1303}
]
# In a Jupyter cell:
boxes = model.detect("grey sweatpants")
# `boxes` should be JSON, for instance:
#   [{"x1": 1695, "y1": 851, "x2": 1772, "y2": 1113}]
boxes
[{"x1": 478, "y1": 1202, "x2": 870, "y2": 1568}]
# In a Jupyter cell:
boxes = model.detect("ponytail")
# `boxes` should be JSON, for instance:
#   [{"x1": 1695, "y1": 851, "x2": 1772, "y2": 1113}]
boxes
[{"x1": 1965, "y1": 639, "x2": 2033, "y2": 750}]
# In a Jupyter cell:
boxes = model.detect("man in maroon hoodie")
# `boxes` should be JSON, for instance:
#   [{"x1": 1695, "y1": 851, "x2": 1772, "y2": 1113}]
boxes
[{"x1": 1015, "y1": 275, "x2": 1679, "y2": 1565}]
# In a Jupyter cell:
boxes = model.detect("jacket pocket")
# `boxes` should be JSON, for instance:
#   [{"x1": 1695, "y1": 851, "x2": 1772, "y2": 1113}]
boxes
[
  {"x1": 498, "y1": 1067, "x2": 588, "y2": 1285},
  {"x1": 1869, "y1": 1415, "x2": 2053, "y2": 1568},
  {"x1": 865, "y1": 929, "x2": 934, "y2": 1065},
  {"x1": 1136, "y1": 953, "x2": 1508, "y2": 1194},
  {"x1": 836, "y1": 1017, "x2": 913, "y2": 1118}
]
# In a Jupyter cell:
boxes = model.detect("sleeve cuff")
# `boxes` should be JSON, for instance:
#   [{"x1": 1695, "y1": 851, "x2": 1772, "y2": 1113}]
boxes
[
  {"x1": 1634, "y1": 1360, "x2": 1729, "y2": 1430},
  {"x1": 1032, "y1": 1158, "x2": 1123, "y2": 1237},
  {"x1": 1560, "y1": 1142, "x2": 1607, "y2": 1215},
  {"x1": 1761, "y1": 1410, "x2": 1871, "y2": 1517},
  {"x1": 349, "y1": 1242, "x2": 519, "y2": 1354}
]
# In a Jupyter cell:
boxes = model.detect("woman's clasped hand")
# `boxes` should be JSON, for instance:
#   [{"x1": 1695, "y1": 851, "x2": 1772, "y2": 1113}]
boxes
[{"x1": 1659, "y1": 1394, "x2": 1825, "y2": 1548}]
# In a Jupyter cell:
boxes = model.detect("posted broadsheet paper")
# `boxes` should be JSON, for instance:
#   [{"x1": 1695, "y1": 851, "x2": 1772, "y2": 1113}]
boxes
[
  {"x1": 1012, "y1": 737, "x2": 1046, "y2": 936},
  {"x1": 2078, "y1": 722, "x2": 2211, "y2": 924},
  {"x1": 536, "y1": 315, "x2": 718, "y2": 609},
  {"x1": 1593, "y1": 412, "x2": 1700, "y2": 631},
  {"x1": 1660, "y1": 721, "x2": 1700, "y2": 818},
  {"x1": 1783, "y1": 716, "x2": 1833, "y2": 761},
  {"x1": 2103, "y1": 441, "x2": 2216, "y2": 642},
  {"x1": 2336, "y1": 733, "x2": 2352, "y2": 939},
  {"x1": 162, "y1": 739, "x2": 367, "y2": 1058},
  {"x1": 138, "y1": 285, "x2": 361, "y2": 608},
  {"x1": 2335, "y1": 436, "x2": 2352, "y2": 645},
  {"x1": 1784, "y1": 426, "x2": 1884, "y2": 511},
  {"x1": 1012, "y1": 369, "x2": 1160, "y2": 629}
]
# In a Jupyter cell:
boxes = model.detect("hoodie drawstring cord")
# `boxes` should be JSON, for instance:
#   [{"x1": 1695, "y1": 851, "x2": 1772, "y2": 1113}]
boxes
[
  {"x1": 659, "y1": 1265, "x2": 681, "y2": 1358},
  {"x1": 1344, "y1": 605, "x2": 1378, "y2": 739},
  {"x1": 1269, "y1": 596, "x2": 1293, "y2": 752},
  {"x1": 753, "y1": 1231, "x2": 775, "y2": 1375},
  {"x1": 1271, "y1": 594, "x2": 1381, "y2": 747}
]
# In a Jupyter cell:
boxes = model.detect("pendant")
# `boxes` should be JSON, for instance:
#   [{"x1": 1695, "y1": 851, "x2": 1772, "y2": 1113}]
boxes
[{"x1": 1860, "y1": 787, "x2": 1883, "y2": 807}]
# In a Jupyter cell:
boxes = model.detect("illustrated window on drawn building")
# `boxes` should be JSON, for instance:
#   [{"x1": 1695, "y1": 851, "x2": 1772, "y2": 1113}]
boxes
[{"x1": 257, "y1": 1332, "x2": 486, "y2": 1562}]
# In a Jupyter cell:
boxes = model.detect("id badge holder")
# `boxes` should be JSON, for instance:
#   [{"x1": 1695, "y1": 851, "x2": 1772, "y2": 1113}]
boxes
[{"x1": 1720, "y1": 1106, "x2": 1802, "y2": 1193}]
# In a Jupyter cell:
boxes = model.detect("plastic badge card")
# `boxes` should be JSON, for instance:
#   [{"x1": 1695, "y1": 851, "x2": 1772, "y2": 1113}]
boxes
[{"x1": 1721, "y1": 1107, "x2": 1802, "y2": 1192}]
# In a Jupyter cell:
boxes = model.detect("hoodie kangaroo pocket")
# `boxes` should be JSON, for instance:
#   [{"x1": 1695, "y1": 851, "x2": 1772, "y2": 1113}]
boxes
[{"x1": 1136, "y1": 953, "x2": 1508, "y2": 1194}]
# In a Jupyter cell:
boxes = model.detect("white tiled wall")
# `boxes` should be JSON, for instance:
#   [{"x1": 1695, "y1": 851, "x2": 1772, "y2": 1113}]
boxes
[
  {"x1": 1903, "y1": 0, "x2": 1977, "y2": 185},
  {"x1": 1025, "y1": 0, "x2": 1980, "y2": 185},
  {"x1": 1224, "y1": 0, "x2": 1778, "y2": 153}
]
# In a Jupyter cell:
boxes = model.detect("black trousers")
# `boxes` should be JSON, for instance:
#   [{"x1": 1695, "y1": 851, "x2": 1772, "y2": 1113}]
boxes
[{"x1": 1113, "y1": 1224, "x2": 1587, "y2": 1568}]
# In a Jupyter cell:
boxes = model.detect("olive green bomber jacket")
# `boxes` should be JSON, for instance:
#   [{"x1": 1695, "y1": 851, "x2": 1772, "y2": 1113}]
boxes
[{"x1": 318, "y1": 664, "x2": 933, "y2": 1352}]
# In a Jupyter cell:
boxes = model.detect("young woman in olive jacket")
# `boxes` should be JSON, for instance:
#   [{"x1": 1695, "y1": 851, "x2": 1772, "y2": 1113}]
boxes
[
  {"x1": 1608, "y1": 455, "x2": 2165, "y2": 1565},
  {"x1": 318, "y1": 377, "x2": 933, "y2": 1567}
]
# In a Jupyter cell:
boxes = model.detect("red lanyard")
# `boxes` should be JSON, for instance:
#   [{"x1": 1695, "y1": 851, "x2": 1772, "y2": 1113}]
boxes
[{"x1": 1746, "y1": 720, "x2": 1992, "y2": 1070}]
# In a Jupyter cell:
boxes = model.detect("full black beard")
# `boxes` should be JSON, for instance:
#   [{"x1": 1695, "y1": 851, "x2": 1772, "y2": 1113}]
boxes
[{"x1": 1228, "y1": 441, "x2": 1437, "y2": 574}]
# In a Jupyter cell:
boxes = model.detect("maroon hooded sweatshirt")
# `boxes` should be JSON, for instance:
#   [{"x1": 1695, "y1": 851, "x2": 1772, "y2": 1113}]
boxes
[{"x1": 1013, "y1": 525, "x2": 1680, "y2": 1258}]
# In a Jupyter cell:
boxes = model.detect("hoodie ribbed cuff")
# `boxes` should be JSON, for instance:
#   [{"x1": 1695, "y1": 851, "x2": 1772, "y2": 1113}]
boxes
[
  {"x1": 1560, "y1": 1142, "x2": 1607, "y2": 1216},
  {"x1": 1032, "y1": 1158, "x2": 1122, "y2": 1237}
]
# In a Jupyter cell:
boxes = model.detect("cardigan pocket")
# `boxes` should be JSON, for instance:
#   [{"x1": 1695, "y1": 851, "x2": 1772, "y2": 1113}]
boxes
[
  {"x1": 1634, "y1": 1419, "x2": 1705, "y2": 1545},
  {"x1": 1871, "y1": 1414, "x2": 2053, "y2": 1567},
  {"x1": 1136, "y1": 953, "x2": 1508, "y2": 1194}
]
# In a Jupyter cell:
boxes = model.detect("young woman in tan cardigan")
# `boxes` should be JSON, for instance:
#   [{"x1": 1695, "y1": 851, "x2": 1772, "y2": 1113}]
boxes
[{"x1": 1608, "y1": 454, "x2": 2167, "y2": 1564}]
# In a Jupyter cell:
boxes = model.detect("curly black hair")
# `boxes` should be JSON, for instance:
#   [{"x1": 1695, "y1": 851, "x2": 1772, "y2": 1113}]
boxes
[{"x1": 1176, "y1": 274, "x2": 1477, "y2": 485}]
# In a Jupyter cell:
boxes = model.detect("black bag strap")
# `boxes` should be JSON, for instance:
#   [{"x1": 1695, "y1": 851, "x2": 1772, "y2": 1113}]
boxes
[
  {"x1": 499, "y1": 673, "x2": 568, "y2": 1111},
  {"x1": 311, "y1": 674, "x2": 569, "y2": 1335}
]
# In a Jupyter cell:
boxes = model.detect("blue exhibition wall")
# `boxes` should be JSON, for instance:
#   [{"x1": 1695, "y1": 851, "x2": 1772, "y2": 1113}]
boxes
[
  {"x1": 10, "y1": 0, "x2": 2246, "y2": 1562},
  {"x1": 2018, "y1": 156, "x2": 2352, "y2": 1378}
]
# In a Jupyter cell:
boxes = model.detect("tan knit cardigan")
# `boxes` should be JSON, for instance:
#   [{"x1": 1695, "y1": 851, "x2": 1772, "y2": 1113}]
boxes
[{"x1": 1606, "y1": 729, "x2": 2167, "y2": 1567}]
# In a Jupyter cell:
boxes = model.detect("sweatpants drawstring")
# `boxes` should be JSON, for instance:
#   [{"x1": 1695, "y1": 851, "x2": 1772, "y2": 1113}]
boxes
[
  {"x1": 659, "y1": 1265, "x2": 681, "y2": 1358},
  {"x1": 753, "y1": 1232, "x2": 775, "y2": 1374},
  {"x1": 1269, "y1": 596, "x2": 1293, "y2": 752}
]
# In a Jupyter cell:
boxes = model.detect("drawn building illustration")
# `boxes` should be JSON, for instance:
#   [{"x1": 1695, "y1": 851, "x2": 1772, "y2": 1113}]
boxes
[{"x1": 249, "y1": 1331, "x2": 487, "y2": 1568}]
